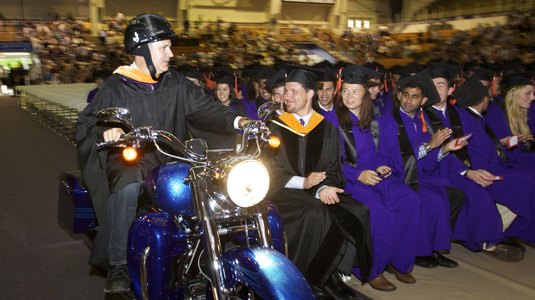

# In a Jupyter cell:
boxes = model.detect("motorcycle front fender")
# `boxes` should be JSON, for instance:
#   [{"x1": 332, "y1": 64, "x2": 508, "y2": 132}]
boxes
[{"x1": 221, "y1": 246, "x2": 315, "y2": 300}]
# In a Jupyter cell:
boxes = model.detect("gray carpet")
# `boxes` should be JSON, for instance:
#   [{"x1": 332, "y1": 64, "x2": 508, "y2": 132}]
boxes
[{"x1": 0, "y1": 96, "x2": 114, "y2": 300}]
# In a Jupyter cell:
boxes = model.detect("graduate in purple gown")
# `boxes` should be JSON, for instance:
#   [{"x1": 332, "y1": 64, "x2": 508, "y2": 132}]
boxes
[
  {"x1": 312, "y1": 66, "x2": 338, "y2": 120},
  {"x1": 248, "y1": 65, "x2": 276, "y2": 119},
  {"x1": 425, "y1": 72, "x2": 535, "y2": 255},
  {"x1": 383, "y1": 70, "x2": 467, "y2": 269},
  {"x1": 486, "y1": 73, "x2": 535, "y2": 176},
  {"x1": 323, "y1": 66, "x2": 421, "y2": 291},
  {"x1": 423, "y1": 67, "x2": 510, "y2": 260}
]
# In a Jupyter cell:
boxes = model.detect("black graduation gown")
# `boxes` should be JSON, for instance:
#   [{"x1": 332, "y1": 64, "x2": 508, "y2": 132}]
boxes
[
  {"x1": 190, "y1": 100, "x2": 249, "y2": 150},
  {"x1": 76, "y1": 69, "x2": 238, "y2": 268},
  {"x1": 266, "y1": 115, "x2": 373, "y2": 286}
]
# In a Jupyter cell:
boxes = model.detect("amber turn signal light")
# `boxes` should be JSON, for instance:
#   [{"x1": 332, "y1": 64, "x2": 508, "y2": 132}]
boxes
[
  {"x1": 268, "y1": 136, "x2": 281, "y2": 148},
  {"x1": 123, "y1": 147, "x2": 138, "y2": 161}
]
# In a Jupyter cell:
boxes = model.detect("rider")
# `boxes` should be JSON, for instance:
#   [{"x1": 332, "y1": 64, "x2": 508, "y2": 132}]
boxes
[{"x1": 76, "y1": 13, "x2": 249, "y2": 294}]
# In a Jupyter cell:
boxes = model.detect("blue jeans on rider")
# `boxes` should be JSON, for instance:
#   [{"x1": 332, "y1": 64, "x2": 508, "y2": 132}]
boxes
[{"x1": 107, "y1": 182, "x2": 140, "y2": 266}]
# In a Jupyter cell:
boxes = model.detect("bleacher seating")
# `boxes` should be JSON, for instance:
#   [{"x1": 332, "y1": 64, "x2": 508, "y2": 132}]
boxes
[{"x1": 16, "y1": 83, "x2": 97, "y2": 143}]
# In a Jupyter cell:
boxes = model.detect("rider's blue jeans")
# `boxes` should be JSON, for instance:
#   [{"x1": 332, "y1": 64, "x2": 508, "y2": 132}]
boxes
[{"x1": 107, "y1": 182, "x2": 140, "y2": 266}]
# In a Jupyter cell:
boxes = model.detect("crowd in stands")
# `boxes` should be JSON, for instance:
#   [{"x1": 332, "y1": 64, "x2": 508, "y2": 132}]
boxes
[{"x1": 0, "y1": 10, "x2": 534, "y2": 88}]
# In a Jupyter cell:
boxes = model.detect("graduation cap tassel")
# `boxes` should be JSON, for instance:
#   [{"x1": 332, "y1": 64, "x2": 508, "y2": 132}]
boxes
[
  {"x1": 234, "y1": 71, "x2": 239, "y2": 97},
  {"x1": 335, "y1": 67, "x2": 343, "y2": 99},
  {"x1": 449, "y1": 96, "x2": 457, "y2": 106},
  {"x1": 492, "y1": 76, "x2": 497, "y2": 98},
  {"x1": 419, "y1": 107, "x2": 427, "y2": 133},
  {"x1": 205, "y1": 72, "x2": 216, "y2": 90}
]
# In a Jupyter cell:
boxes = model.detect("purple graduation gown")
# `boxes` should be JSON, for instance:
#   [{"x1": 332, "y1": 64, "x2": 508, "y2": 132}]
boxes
[
  {"x1": 380, "y1": 111, "x2": 453, "y2": 256},
  {"x1": 440, "y1": 105, "x2": 535, "y2": 244},
  {"x1": 527, "y1": 99, "x2": 535, "y2": 135},
  {"x1": 237, "y1": 84, "x2": 261, "y2": 120},
  {"x1": 485, "y1": 104, "x2": 535, "y2": 177},
  {"x1": 425, "y1": 107, "x2": 504, "y2": 251},
  {"x1": 372, "y1": 91, "x2": 394, "y2": 117},
  {"x1": 324, "y1": 113, "x2": 421, "y2": 280}
]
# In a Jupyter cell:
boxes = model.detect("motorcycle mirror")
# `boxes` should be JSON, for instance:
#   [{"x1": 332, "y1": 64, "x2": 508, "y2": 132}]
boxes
[
  {"x1": 96, "y1": 107, "x2": 136, "y2": 132},
  {"x1": 185, "y1": 139, "x2": 208, "y2": 156},
  {"x1": 257, "y1": 101, "x2": 281, "y2": 119}
]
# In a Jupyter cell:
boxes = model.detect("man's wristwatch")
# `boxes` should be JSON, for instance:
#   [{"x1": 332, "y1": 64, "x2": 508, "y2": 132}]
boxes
[{"x1": 423, "y1": 142, "x2": 432, "y2": 153}]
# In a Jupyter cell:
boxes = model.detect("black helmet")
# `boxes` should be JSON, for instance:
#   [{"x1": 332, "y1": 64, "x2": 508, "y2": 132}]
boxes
[{"x1": 124, "y1": 13, "x2": 178, "y2": 53}]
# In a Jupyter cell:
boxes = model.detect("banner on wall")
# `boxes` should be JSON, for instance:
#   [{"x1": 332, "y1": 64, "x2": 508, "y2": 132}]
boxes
[{"x1": 283, "y1": 0, "x2": 335, "y2": 3}]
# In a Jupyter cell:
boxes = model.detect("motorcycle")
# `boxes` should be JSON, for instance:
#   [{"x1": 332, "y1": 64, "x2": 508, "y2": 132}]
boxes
[{"x1": 93, "y1": 106, "x2": 315, "y2": 300}]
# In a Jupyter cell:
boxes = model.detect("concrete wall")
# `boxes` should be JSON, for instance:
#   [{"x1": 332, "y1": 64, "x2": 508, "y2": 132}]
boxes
[
  {"x1": 345, "y1": 0, "x2": 392, "y2": 30},
  {"x1": 279, "y1": 2, "x2": 332, "y2": 25},
  {"x1": 103, "y1": 0, "x2": 176, "y2": 20},
  {"x1": 186, "y1": 0, "x2": 269, "y2": 23},
  {"x1": 400, "y1": 15, "x2": 509, "y2": 33}
]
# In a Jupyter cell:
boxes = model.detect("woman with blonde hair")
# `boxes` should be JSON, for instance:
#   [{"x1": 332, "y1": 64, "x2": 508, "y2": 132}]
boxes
[{"x1": 485, "y1": 74, "x2": 535, "y2": 175}]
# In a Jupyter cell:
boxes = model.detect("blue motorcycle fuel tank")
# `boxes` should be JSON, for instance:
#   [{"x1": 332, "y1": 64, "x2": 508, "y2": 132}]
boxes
[{"x1": 145, "y1": 161, "x2": 193, "y2": 216}]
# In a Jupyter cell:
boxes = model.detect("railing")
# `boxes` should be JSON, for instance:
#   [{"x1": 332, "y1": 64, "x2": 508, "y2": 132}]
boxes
[{"x1": 404, "y1": 0, "x2": 535, "y2": 22}]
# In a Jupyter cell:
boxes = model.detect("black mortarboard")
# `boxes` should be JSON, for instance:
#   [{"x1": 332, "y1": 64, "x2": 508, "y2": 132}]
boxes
[
  {"x1": 317, "y1": 67, "x2": 337, "y2": 83},
  {"x1": 390, "y1": 65, "x2": 404, "y2": 75},
  {"x1": 285, "y1": 65, "x2": 325, "y2": 88},
  {"x1": 502, "y1": 63, "x2": 523, "y2": 75},
  {"x1": 263, "y1": 69, "x2": 286, "y2": 90},
  {"x1": 344, "y1": 64, "x2": 384, "y2": 80},
  {"x1": 470, "y1": 68, "x2": 495, "y2": 82},
  {"x1": 333, "y1": 60, "x2": 351, "y2": 70},
  {"x1": 395, "y1": 64, "x2": 422, "y2": 79},
  {"x1": 453, "y1": 74, "x2": 489, "y2": 108},
  {"x1": 407, "y1": 62, "x2": 426, "y2": 73},
  {"x1": 213, "y1": 70, "x2": 235, "y2": 87},
  {"x1": 94, "y1": 69, "x2": 113, "y2": 80},
  {"x1": 312, "y1": 60, "x2": 334, "y2": 69},
  {"x1": 250, "y1": 65, "x2": 275, "y2": 80},
  {"x1": 398, "y1": 70, "x2": 440, "y2": 106},
  {"x1": 428, "y1": 62, "x2": 463, "y2": 83},
  {"x1": 213, "y1": 65, "x2": 236, "y2": 77},
  {"x1": 177, "y1": 64, "x2": 204, "y2": 81},
  {"x1": 501, "y1": 71, "x2": 535, "y2": 92},
  {"x1": 364, "y1": 62, "x2": 386, "y2": 73},
  {"x1": 523, "y1": 62, "x2": 535, "y2": 71},
  {"x1": 463, "y1": 60, "x2": 480, "y2": 71},
  {"x1": 341, "y1": 67, "x2": 368, "y2": 87},
  {"x1": 272, "y1": 59, "x2": 292, "y2": 71}
]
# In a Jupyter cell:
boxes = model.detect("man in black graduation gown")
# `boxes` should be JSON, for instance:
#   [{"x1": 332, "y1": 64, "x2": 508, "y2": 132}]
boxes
[
  {"x1": 266, "y1": 65, "x2": 373, "y2": 300},
  {"x1": 76, "y1": 14, "x2": 248, "y2": 294}
]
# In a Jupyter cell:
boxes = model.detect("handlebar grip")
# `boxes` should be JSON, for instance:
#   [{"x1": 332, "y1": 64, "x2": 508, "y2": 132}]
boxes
[{"x1": 96, "y1": 140, "x2": 125, "y2": 150}]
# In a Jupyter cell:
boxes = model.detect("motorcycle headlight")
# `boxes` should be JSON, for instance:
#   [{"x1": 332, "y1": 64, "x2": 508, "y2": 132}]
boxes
[{"x1": 226, "y1": 159, "x2": 270, "y2": 207}]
